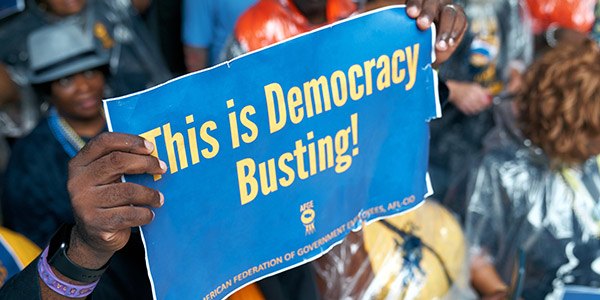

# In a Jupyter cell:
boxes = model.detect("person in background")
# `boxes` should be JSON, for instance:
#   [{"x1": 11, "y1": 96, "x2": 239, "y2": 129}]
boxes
[
  {"x1": 429, "y1": 0, "x2": 533, "y2": 207},
  {"x1": 182, "y1": 0, "x2": 257, "y2": 72},
  {"x1": 226, "y1": 0, "x2": 355, "y2": 59},
  {"x1": 227, "y1": 0, "x2": 466, "y2": 62},
  {"x1": 0, "y1": 64, "x2": 35, "y2": 204},
  {"x1": 0, "y1": 0, "x2": 171, "y2": 102},
  {"x1": 141, "y1": 0, "x2": 187, "y2": 76},
  {"x1": 2, "y1": 23, "x2": 109, "y2": 247},
  {"x1": 0, "y1": 0, "x2": 172, "y2": 201},
  {"x1": 467, "y1": 40, "x2": 600, "y2": 299}
]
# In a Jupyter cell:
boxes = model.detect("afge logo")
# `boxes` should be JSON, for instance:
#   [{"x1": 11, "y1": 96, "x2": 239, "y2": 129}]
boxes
[{"x1": 300, "y1": 201, "x2": 315, "y2": 235}]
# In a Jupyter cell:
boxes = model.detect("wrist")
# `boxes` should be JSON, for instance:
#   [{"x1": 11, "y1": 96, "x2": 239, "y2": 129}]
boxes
[
  {"x1": 68, "y1": 228, "x2": 114, "y2": 270},
  {"x1": 46, "y1": 224, "x2": 111, "y2": 283}
]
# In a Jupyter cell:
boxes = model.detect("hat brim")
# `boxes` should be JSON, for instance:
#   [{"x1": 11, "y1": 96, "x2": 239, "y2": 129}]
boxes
[{"x1": 29, "y1": 53, "x2": 109, "y2": 84}]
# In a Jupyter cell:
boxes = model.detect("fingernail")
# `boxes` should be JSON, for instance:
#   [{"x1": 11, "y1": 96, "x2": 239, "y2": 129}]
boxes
[
  {"x1": 144, "y1": 140, "x2": 154, "y2": 152},
  {"x1": 159, "y1": 160, "x2": 167, "y2": 171},
  {"x1": 151, "y1": 210, "x2": 156, "y2": 221},
  {"x1": 407, "y1": 6, "x2": 419, "y2": 17},
  {"x1": 437, "y1": 40, "x2": 448, "y2": 51},
  {"x1": 418, "y1": 16, "x2": 431, "y2": 27},
  {"x1": 159, "y1": 192, "x2": 164, "y2": 206},
  {"x1": 448, "y1": 38, "x2": 456, "y2": 47}
]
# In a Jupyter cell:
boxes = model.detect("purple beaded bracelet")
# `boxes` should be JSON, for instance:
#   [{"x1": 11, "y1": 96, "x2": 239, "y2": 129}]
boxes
[{"x1": 38, "y1": 247, "x2": 99, "y2": 298}]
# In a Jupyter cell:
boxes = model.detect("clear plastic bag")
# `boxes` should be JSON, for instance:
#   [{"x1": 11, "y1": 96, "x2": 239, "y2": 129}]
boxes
[
  {"x1": 314, "y1": 200, "x2": 475, "y2": 300},
  {"x1": 465, "y1": 103, "x2": 600, "y2": 298}
]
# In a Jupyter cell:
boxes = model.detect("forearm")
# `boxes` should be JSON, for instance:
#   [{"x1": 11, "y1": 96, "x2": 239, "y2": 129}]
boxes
[
  {"x1": 470, "y1": 253, "x2": 508, "y2": 298},
  {"x1": 184, "y1": 46, "x2": 209, "y2": 72}
]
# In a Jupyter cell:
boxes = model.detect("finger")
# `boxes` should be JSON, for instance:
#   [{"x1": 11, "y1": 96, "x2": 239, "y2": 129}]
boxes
[
  {"x1": 86, "y1": 151, "x2": 166, "y2": 184},
  {"x1": 448, "y1": 4, "x2": 467, "y2": 48},
  {"x1": 99, "y1": 206, "x2": 156, "y2": 231},
  {"x1": 416, "y1": 0, "x2": 441, "y2": 30},
  {"x1": 72, "y1": 132, "x2": 155, "y2": 167},
  {"x1": 405, "y1": 0, "x2": 424, "y2": 19},
  {"x1": 435, "y1": 4, "x2": 457, "y2": 51},
  {"x1": 94, "y1": 183, "x2": 164, "y2": 208}
]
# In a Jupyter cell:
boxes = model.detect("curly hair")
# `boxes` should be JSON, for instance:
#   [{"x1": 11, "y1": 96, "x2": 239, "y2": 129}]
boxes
[{"x1": 517, "y1": 40, "x2": 600, "y2": 166}]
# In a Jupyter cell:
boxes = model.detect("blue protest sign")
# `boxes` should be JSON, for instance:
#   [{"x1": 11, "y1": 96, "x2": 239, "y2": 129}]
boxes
[{"x1": 104, "y1": 6, "x2": 439, "y2": 300}]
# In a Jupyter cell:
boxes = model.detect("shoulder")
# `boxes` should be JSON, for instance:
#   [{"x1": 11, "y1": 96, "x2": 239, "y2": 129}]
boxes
[
  {"x1": 8, "y1": 119, "x2": 63, "y2": 168},
  {"x1": 482, "y1": 133, "x2": 546, "y2": 175},
  {"x1": 12, "y1": 120, "x2": 54, "y2": 151},
  {"x1": 470, "y1": 141, "x2": 548, "y2": 210}
]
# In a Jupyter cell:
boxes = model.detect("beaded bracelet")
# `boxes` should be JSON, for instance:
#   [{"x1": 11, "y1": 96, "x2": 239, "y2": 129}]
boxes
[{"x1": 38, "y1": 247, "x2": 99, "y2": 298}]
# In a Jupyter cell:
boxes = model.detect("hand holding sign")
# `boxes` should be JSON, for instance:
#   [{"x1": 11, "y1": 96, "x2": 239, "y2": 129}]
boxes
[
  {"x1": 364, "y1": 0, "x2": 467, "y2": 64},
  {"x1": 66, "y1": 133, "x2": 166, "y2": 269}
]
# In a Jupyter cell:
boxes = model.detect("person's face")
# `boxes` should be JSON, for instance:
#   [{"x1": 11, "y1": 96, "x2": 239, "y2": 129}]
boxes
[
  {"x1": 42, "y1": 0, "x2": 86, "y2": 17},
  {"x1": 292, "y1": 0, "x2": 327, "y2": 18},
  {"x1": 51, "y1": 69, "x2": 104, "y2": 121}
]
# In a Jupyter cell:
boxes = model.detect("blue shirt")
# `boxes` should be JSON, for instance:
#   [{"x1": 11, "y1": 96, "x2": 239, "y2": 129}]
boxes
[{"x1": 183, "y1": 0, "x2": 257, "y2": 66}]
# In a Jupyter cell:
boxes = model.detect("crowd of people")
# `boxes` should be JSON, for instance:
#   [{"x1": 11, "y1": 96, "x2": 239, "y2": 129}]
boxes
[{"x1": 0, "y1": 0, "x2": 598, "y2": 299}]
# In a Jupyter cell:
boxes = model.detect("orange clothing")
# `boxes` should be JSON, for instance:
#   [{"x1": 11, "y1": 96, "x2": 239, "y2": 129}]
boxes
[
  {"x1": 229, "y1": 283, "x2": 264, "y2": 300},
  {"x1": 526, "y1": 0, "x2": 596, "y2": 33},
  {"x1": 234, "y1": 0, "x2": 356, "y2": 52}
]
